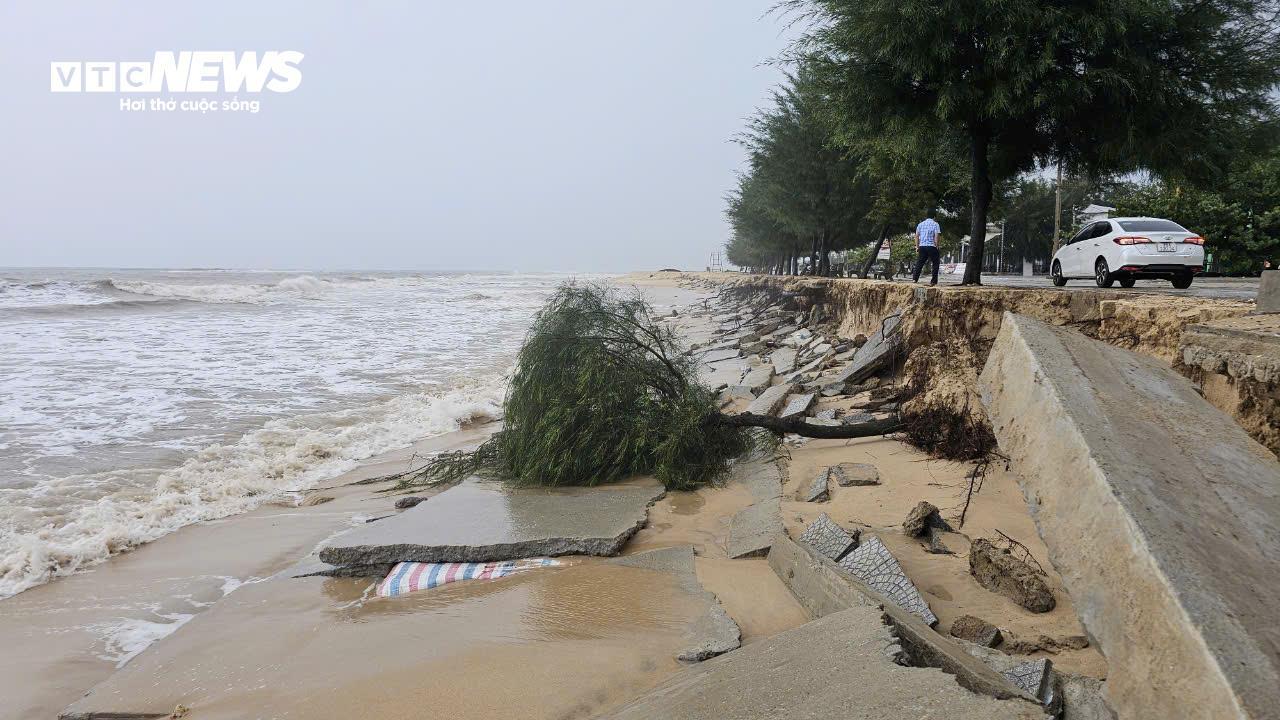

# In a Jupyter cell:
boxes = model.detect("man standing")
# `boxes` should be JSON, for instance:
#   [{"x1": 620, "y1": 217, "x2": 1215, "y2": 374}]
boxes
[{"x1": 913, "y1": 210, "x2": 942, "y2": 285}]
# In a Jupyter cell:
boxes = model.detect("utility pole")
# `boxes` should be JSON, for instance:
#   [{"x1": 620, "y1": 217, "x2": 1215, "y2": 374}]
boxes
[{"x1": 1052, "y1": 161, "x2": 1063, "y2": 254}]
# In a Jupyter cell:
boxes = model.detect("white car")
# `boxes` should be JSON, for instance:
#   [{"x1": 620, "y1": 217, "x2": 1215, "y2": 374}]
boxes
[{"x1": 1050, "y1": 217, "x2": 1205, "y2": 289}]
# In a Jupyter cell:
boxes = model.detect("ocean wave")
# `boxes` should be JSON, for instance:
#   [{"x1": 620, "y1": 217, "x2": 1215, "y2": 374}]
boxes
[
  {"x1": 0, "y1": 385, "x2": 503, "y2": 599},
  {"x1": 107, "y1": 275, "x2": 337, "y2": 304},
  {"x1": 7, "y1": 297, "x2": 197, "y2": 318}
]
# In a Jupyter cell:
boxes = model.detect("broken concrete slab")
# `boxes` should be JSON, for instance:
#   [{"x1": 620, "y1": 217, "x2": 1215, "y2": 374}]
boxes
[
  {"x1": 777, "y1": 392, "x2": 815, "y2": 419},
  {"x1": 610, "y1": 546, "x2": 741, "y2": 663},
  {"x1": 600, "y1": 605, "x2": 1048, "y2": 720},
  {"x1": 979, "y1": 312, "x2": 1280, "y2": 720},
  {"x1": 798, "y1": 468, "x2": 830, "y2": 503},
  {"x1": 1003, "y1": 659, "x2": 1055, "y2": 707},
  {"x1": 716, "y1": 385, "x2": 755, "y2": 407},
  {"x1": 737, "y1": 364, "x2": 773, "y2": 394},
  {"x1": 766, "y1": 533, "x2": 1039, "y2": 704},
  {"x1": 797, "y1": 513, "x2": 858, "y2": 561},
  {"x1": 837, "y1": 535, "x2": 937, "y2": 626},
  {"x1": 830, "y1": 462, "x2": 879, "y2": 487},
  {"x1": 727, "y1": 502, "x2": 783, "y2": 559},
  {"x1": 697, "y1": 348, "x2": 740, "y2": 364},
  {"x1": 950, "y1": 614, "x2": 1003, "y2": 648},
  {"x1": 969, "y1": 538, "x2": 1055, "y2": 613},
  {"x1": 769, "y1": 347, "x2": 797, "y2": 375},
  {"x1": 318, "y1": 478, "x2": 665, "y2": 569},
  {"x1": 822, "y1": 311, "x2": 903, "y2": 387},
  {"x1": 742, "y1": 382, "x2": 793, "y2": 416},
  {"x1": 902, "y1": 500, "x2": 949, "y2": 537},
  {"x1": 819, "y1": 382, "x2": 845, "y2": 396}
]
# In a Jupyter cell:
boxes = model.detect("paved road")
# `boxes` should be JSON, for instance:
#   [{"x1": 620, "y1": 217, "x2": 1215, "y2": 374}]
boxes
[{"x1": 915, "y1": 272, "x2": 1260, "y2": 301}]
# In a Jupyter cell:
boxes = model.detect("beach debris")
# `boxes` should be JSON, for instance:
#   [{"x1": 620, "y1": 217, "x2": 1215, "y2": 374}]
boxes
[
  {"x1": 926, "y1": 527, "x2": 954, "y2": 555},
  {"x1": 612, "y1": 546, "x2": 741, "y2": 663},
  {"x1": 770, "y1": 347, "x2": 798, "y2": 375},
  {"x1": 1000, "y1": 632, "x2": 1089, "y2": 655},
  {"x1": 797, "y1": 513, "x2": 858, "y2": 561},
  {"x1": 969, "y1": 538, "x2": 1056, "y2": 612},
  {"x1": 779, "y1": 393, "x2": 817, "y2": 419},
  {"x1": 318, "y1": 478, "x2": 665, "y2": 570},
  {"x1": 830, "y1": 462, "x2": 880, "y2": 487},
  {"x1": 377, "y1": 558, "x2": 560, "y2": 597},
  {"x1": 1002, "y1": 658, "x2": 1055, "y2": 707},
  {"x1": 949, "y1": 615, "x2": 1003, "y2": 648},
  {"x1": 394, "y1": 496, "x2": 428, "y2": 509},
  {"x1": 739, "y1": 365, "x2": 774, "y2": 393},
  {"x1": 902, "y1": 501, "x2": 949, "y2": 537},
  {"x1": 820, "y1": 383, "x2": 846, "y2": 396},
  {"x1": 837, "y1": 535, "x2": 937, "y2": 625},
  {"x1": 799, "y1": 468, "x2": 831, "y2": 502},
  {"x1": 745, "y1": 383, "x2": 795, "y2": 416}
]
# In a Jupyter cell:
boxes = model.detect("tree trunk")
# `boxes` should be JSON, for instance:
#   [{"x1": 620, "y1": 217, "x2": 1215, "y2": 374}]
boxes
[
  {"x1": 860, "y1": 225, "x2": 890, "y2": 279},
  {"x1": 962, "y1": 126, "x2": 992, "y2": 286},
  {"x1": 714, "y1": 412, "x2": 901, "y2": 439},
  {"x1": 818, "y1": 228, "x2": 831, "y2": 276}
]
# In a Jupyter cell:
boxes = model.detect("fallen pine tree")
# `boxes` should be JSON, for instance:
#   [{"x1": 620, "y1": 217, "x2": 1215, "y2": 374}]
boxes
[{"x1": 393, "y1": 282, "x2": 900, "y2": 491}]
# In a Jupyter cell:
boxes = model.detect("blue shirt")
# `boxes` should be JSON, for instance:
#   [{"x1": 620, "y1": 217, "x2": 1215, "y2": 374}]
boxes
[{"x1": 916, "y1": 218, "x2": 940, "y2": 247}]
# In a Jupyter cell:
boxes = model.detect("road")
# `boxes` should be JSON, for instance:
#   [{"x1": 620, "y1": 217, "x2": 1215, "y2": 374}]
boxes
[{"x1": 920, "y1": 272, "x2": 1260, "y2": 301}]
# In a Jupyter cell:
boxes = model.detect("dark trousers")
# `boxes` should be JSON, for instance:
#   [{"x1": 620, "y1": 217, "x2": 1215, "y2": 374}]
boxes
[{"x1": 913, "y1": 246, "x2": 940, "y2": 284}]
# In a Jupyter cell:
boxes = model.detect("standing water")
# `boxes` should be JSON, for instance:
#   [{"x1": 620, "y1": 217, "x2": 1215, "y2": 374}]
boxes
[{"x1": 0, "y1": 268, "x2": 592, "y2": 599}]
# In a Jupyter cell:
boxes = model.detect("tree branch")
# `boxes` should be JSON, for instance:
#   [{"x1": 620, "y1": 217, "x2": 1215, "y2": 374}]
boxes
[{"x1": 712, "y1": 412, "x2": 901, "y2": 438}]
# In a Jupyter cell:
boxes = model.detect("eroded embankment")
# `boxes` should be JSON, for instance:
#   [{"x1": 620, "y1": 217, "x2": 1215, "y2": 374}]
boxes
[{"x1": 688, "y1": 274, "x2": 1268, "y2": 452}]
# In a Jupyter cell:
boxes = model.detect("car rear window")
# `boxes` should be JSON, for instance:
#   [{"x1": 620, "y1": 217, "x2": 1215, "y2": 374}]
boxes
[{"x1": 1117, "y1": 220, "x2": 1188, "y2": 232}]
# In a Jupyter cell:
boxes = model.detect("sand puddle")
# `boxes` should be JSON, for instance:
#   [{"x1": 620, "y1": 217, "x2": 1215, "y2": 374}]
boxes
[{"x1": 61, "y1": 562, "x2": 706, "y2": 720}]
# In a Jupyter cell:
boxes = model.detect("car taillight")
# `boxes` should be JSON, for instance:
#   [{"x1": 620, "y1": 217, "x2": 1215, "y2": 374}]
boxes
[
  {"x1": 1114, "y1": 236, "x2": 1152, "y2": 245},
  {"x1": 1182, "y1": 236, "x2": 1205, "y2": 245}
]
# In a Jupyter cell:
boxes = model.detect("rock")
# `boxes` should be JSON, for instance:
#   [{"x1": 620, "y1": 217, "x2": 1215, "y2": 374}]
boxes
[
  {"x1": 744, "y1": 383, "x2": 794, "y2": 416},
  {"x1": 829, "y1": 462, "x2": 880, "y2": 487},
  {"x1": 902, "y1": 501, "x2": 949, "y2": 537},
  {"x1": 837, "y1": 536, "x2": 937, "y2": 625},
  {"x1": 393, "y1": 496, "x2": 428, "y2": 509},
  {"x1": 950, "y1": 615, "x2": 1003, "y2": 648},
  {"x1": 797, "y1": 513, "x2": 858, "y2": 561},
  {"x1": 851, "y1": 333, "x2": 868, "y2": 347},
  {"x1": 819, "y1": 383, "x2": 845, "y2": 397},
  {"x1": 778, "y1": 393, "x2": 816, "y2": 419},
  {"x1": 318, "y1": 478, "x2": 666, "y2": 568},
  {"x1": 926, "y1": 527, "x2": 954, "y2": 555},
  {"x1": 1057, "y1": 673, "x2": 1116, "y2": 720},
  {"x1": 969, "y1": 538, "x2": 1056, "y2": 613},
  {"x1": 717, "y1": 385, "x2": 755, "y2": 407},
  {"x1": 798, "y1": 468, "x2": 830, "y2": 503}
]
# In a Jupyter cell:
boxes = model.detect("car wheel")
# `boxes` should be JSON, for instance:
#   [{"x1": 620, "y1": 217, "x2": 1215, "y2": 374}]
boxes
[
  {"x1": 1051, "y1": 261, "x2": 1067, "y2": 287},
  {"x1": 1095, "y1": 258, "x2": 1114, "y2": 288},
  {"x1": 1119, "y1": 277, "x2": 1136, "y2": 288},
  {"x1": 1171, "y1": 273, "x2": 1194, "y2": 289}
]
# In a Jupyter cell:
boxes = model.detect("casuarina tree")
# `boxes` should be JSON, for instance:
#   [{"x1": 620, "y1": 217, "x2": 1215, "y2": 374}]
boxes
[
  {"x1": 783, "y1": 0, "x2": 1280, "y2": 284},
  {"x1": 395, "y1": 283, "x2": 898, "y2": 492}
]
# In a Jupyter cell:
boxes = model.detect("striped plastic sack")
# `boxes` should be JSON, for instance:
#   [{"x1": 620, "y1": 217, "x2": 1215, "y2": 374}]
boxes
[{"x1": 376, "y1": 558, "x2": 560, "y2": 598}]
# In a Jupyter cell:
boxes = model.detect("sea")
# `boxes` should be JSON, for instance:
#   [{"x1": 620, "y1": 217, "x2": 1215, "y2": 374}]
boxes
[{"x1": 0, "y1": 268, "x2": 596, "y2": 599}]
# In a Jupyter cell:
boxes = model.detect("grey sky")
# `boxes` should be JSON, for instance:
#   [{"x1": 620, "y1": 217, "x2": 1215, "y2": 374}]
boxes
[{"x1": 0, "y1": 1, "x2": 795, "y2": 272}]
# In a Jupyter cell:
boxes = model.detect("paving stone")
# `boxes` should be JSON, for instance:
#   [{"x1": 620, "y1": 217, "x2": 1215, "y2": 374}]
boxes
[
  {"x1": 837, "y1": 536, "x2": 937, "y2": 625},
  {"x1": 841, "y1": 412, "x2": 878, "y2": 425},
  {"x1": 819, "y1": 383, "x2": 846, "y2": 397},
  {"x1": 798, "y1": 468, "x2": 830, "y2": 502},
  {"x1": 824, "y1": 312, "x2": 903, "y2": 386},
  {"x1": 779, "y1": 392, "x2": 816, "y2": 419},
  {"x1": 812, "y1": 409, "x2": 837, "y2": 421},
  {"x1": 830, "y1": 462, "x2": 880, "y2": 487},
  {"x1": 950, "y1": 614, "x2": 1003, "y2": 648},
  {"x1": 1003, "y1": 659, "x2": 1055, "y2": 706},
  {"x1": 727, "y1": 501, "x2": 783, "y2": 558},
  {"x1": 769, "y1": 347, "x2": 798, "y2": 375},
  {"x1": 738, "y1": 365, "x2": 774, "y2": 394},
  {"x1": 797, "y1": 513, "x2": 858, "y2": 561}
]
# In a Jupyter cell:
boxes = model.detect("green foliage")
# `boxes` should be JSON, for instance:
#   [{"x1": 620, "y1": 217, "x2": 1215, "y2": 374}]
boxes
[{"x1": 400, "y1": 283, "x2": 761, "y2": 491}]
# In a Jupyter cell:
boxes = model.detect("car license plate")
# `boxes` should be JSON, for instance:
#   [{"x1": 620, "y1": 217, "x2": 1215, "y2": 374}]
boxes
[{"x1": 1158, "y1": 243, "x2": 1176, "y2": 252}]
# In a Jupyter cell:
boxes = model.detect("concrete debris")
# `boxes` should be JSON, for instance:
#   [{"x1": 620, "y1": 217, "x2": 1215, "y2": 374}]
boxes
[
  {"x1": 830, "y1": 462, "x2": 880, "y2": 487},
  {"x1": 778, "y1": 392, "x2": 816, "y2": 419},
  {"x1": 824, "y1": 311, "x2": 903, "y2": 387},
  {"x1": 1057, "y1": 673, "x2": 1116, "y2": 720},
  {"x1": 600, "y1": 606, "x2": 1050, "y2": 720},
  {"x1": 950, "y1": 615, "x2": 1003, "y2": 648},
  {"x1": 317, "y1": 478, "x2": 665, "y2": 569},
  {"x1": 393, "y1": 496, "x2": 427, "y2": 510},
  {"x1": 769, "y1": 347, "x2": 798, "y2": 375},
  {"x1": 797, "y1": 513, "x2": 858, "y2": 561},
  {"x1": 698, "y1": 348, "x2": 740, "y2": 364},
  {"x1": 738, "y1": 365, "x2": 774, "y2": 394},
  {"x1": 726, "y1": 459, "x2": 784, "y2": 559},
  {"x1": 1002, "y1": 659, "x2": 1055, "y2": 707},
  {"x1": 739, "y1": 340, "x2": 766, "y2": 355},
  {"x1": 798, "y1": 468, "x2": 830, "y2": 503},
  {"x1": 926, "y1": 527, "x2": 954, "y2": 555},
  {"x1": 980, "y1": 312, "x2": 1280, "y2": 719},
  {"x1": 743, "y1": 382, "x2": 793, "y2": 416},
  {"x1": 812, "y1": 409, "x2": 837, "y2": 421},
  {"x1": 819, "y1": 383, "x2": 845, "y2": 397},
  {"x1": 841, "y1": 411, "x2": 879, "y2": 425},
  {"x1": 969, "y1": 538, "x2": 1056, "y2": 613},
  {"x1": 1001, "y1": 632, "x2": 1089, "y2": 655},
  {"x1": 610, "y1": 546, "x2": 741, "y2": 663},
  {"x1": 837, "y1": 535, "x2": 938, "y2": 626},
  {"x1": 716, "y1": 385, "x2": 755, "y2": 407},
  {"x1": 902, "y1": 501, "x2": 949, "y2": 537}
]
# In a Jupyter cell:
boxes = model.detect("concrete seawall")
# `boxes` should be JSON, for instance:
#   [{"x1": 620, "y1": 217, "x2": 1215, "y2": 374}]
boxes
[{"x1": 978, "y1": 313, "x2": 1280, "y2": 720}]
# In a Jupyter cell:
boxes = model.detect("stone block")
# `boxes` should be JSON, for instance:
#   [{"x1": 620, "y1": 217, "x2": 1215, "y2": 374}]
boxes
[
  {"x1": 830, "y1": 462, "x2": 879, "y2": 487},
  {"x1": 743, "y1": 382, "x2": 793, "y2": 416},
  {"x1": 950, "y1": 614, "x2": 1002, "y2": 648},
  {"x1": 778, "y1": 392, "x2": 816, "y2": 419},
  {"x1": 837, "y1": 536, "x2": 937, "y2": 625}
]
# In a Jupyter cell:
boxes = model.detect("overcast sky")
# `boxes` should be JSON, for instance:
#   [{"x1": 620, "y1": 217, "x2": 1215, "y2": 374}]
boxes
[{"x1": 0, "y1": 1, "x2": 796, "y2": 272}]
